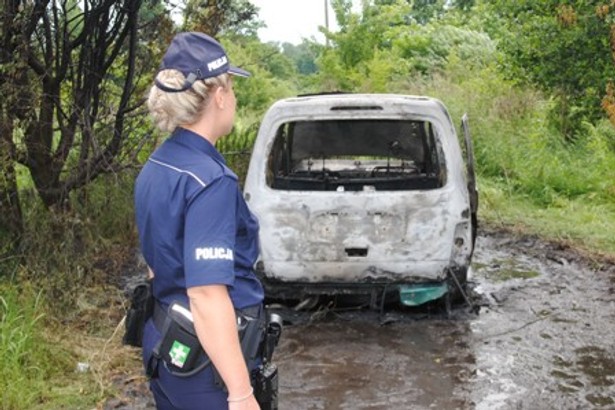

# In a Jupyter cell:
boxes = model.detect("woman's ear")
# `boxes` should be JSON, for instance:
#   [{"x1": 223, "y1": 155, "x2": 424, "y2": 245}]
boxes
[{"x1": 214, "y1": 86, "x2": 225, "y2": 110}]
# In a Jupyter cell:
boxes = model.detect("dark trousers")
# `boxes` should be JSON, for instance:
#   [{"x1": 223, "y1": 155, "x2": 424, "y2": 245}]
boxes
[{"x1": 142, "y1": 319, "x2": 229, "y2": 410}]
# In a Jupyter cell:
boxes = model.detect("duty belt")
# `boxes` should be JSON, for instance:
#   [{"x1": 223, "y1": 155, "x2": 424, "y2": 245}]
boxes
[
  {"x1": 152, "y1": 300, "x2": 167, "y2": 332},
  {"x1": 151, "y1": 300, "x2": 263, "y2": 332}
]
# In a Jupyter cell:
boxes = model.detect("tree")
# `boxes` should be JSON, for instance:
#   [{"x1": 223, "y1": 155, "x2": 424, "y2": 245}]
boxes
[
  {"x1": 375, "y1": 0, "x2": 476, "y2": 24},
  {"x1": 487, "y1": 1, "x2": 615, "y2": 137},
  {"x1": 222, "y1": 37, "x2": 299, "y2": 110},
  {"x1": 0, "y1": 0, "x2": 170, "y2": 249},
  {"x1": 315, "y1": 0, "x2": 493, "y2": 91},
  {"x1": 408, "y1": 0, "x2": 447, "y2": 24},
  {"x1": 282, "y1": 41, "x2": 319, "y2": 75},
  {"x1": 317, "y1": 0, "x2": 413, "y2": 88},
  {"x1": 182, "y1": 0, "x2": 261, "y2": 36}
]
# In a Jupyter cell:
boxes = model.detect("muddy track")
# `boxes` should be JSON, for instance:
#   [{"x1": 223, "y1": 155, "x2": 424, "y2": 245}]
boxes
[{"x1": 105, "y1": 228, "x2": 615, "y2": 409}]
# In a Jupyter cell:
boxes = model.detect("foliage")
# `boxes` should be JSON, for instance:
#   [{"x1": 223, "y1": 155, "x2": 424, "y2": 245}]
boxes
[
  {"x1": 374, "y1": 0, "x2": 475, "y2": 24},
  {"x1": 414, "y1": 56, "x2": 615, "y2": 202},
  {"x1": 0, "y1": 283, "x2": 75, "y2": 409},
  {"x1": 311, "y1": 0, "x2": 615, "y2": 220},
  {"x1": 313, "y1": 0, "x2": 413, "y2": 91},
  {"x1": 0, "y1": 0, "x2": 612, "y2": 270},
  {"x1": 0, "y1": 0, "x2": 263, "y2": 252},
  {"x1": 281, "y1": 41, "x2": 320, "y2": 75},
  {"x1": 216, "y1": 123, "x2": 258, "y2": 185},
  {"x1": 406, "y1": 0, "x2": 448, "y2": 24},
  {"x1": 0, "y1": 171, "x2": 139, "y2": 409},
  {"x1": 0, "y1": 0, "x2": 172, "y2": 252},
  {"x1": 392, "y1": 23, "x2": 496, "y2": 74},
  {"x1": 222, "y1": 36, "x2": 299, "y2": 113},
  {"x1": 2, "y1": 171, "x2": 137, "y2": 311},
  {"x1": 182, "y1": 0, "x2": 261, "y2": 36},
  {"x1": 313, "y1": 0, "x2": 496, "y2": 92},
  {"x1": 485, "y1": 0, "x2": 615, "y2": 137}
]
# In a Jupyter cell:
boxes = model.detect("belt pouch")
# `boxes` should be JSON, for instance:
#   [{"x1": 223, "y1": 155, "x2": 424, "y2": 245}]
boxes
[
  {"x1": 122, "y1": 280, "x2": 153, "y2": 347},
  {"x1": 157, "y1": 302, "x2": 209, "y2": 375}
]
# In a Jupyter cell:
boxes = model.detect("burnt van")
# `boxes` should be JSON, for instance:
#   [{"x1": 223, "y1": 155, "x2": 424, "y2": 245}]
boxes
[{"x1": 243, "y1": 93, "x2": 478, "y2": 308}]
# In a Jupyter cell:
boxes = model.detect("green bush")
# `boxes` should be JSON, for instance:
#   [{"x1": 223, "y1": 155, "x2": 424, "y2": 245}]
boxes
[{"x1": 5, "y1": 172, "x2": 137, "y2": 315}]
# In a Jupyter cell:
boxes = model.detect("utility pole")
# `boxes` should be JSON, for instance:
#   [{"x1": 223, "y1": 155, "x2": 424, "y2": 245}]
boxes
[{"x1": 324, "y1": 0, "x2": 330, "y2": 46}]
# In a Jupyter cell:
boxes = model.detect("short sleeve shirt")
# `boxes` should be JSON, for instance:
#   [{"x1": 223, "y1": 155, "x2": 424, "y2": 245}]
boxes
[{"x1": 134, "y1": 128, "x2": 264, "y2": 309}]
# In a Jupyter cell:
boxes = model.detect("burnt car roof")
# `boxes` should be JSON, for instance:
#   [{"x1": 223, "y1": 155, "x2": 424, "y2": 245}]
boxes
[{"x1": 264, "y1": 93, "x2": 452, "y2": 120}]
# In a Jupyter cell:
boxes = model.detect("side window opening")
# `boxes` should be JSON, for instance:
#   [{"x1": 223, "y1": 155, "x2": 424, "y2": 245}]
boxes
[
  {"x1": 267, "y1": 119, "x2": 446, "y2": 191},
  {"x1": 266, "y1": 125, "x2": 287, "y2": 187}
]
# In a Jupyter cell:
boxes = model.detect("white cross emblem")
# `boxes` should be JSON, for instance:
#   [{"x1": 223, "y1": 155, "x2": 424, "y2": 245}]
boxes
[{"x1": 169, "y1": 341, "x2": 191, "y2": 368}]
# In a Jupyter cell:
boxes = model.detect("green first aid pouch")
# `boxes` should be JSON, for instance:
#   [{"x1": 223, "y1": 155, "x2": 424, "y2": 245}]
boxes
[{"x1": 154, "y1": 302, "x2": 211, "y2": 377}]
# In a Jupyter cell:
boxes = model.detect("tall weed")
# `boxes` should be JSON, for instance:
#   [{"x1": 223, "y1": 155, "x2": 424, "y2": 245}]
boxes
[{"x1": 0, "y1": 283, "x2": 72, "y2": 409}]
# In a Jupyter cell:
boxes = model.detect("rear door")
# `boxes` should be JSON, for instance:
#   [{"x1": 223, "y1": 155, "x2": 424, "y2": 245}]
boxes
[{"x1": 461, "y1": 114, "x2": 478, "y2": 248}]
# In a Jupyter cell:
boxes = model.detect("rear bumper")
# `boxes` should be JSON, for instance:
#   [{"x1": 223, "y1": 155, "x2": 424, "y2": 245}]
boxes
[
  {"x1": 256, "y1": 260, "x2": 452, "y2": 283},
  {"x1": 258, "y1": 266, "x2": 468, "y2": 306}
]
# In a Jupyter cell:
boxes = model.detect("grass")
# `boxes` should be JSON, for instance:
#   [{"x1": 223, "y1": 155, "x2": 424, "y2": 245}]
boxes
[
  {"x1": 0, "y1": 281, "x2": 97, "y2": 410},
  {"x1": 479, "y1": 177, "x2": 615, "y2": 260},
  {"x1": 0, "y1": 283, "x2": 48, "y2": 409},
  {"x1": 0, "y1": 274, "x2": 142, "y2": 409},
  {"x1": 0, "y1": 173, "x2": 143, "y2": 409}
]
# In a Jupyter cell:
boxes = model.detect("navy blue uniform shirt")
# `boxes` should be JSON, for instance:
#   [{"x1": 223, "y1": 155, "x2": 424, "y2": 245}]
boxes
[{"x1": 134, "y1": 128, "x2": 264, "y2": 309}]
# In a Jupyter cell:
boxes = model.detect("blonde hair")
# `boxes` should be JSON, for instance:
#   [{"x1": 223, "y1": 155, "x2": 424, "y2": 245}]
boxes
[{"x1": 147, "y1": 70, "x2": 231, "y2": 133}]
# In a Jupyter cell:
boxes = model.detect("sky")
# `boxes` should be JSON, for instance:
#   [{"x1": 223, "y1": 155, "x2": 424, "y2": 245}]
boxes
[{"x1": 251, "y1": 0, "x2": 345, "y2": 45}]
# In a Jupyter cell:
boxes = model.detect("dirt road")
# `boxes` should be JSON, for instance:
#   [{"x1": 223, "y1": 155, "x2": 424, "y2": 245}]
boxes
[{"x1": 107, "y1": 229, "x2": 615, "y2": 409}]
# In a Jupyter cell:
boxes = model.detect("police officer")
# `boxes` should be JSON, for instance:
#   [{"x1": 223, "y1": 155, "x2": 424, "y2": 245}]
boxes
[{"x1": 135, "y1": 32, "x2": 263, "y2": 409}]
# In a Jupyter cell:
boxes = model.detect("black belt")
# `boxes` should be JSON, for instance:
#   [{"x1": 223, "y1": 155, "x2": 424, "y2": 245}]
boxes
[
  {"x1": 152, "y1": 300, "x2": 167, "y2": 331},
  {"x1": 239, "y1": 304, "x2": 262, "y2": 318},
  {"x1": 152, "y1": 300, "x2": 263, "y2": 332}
]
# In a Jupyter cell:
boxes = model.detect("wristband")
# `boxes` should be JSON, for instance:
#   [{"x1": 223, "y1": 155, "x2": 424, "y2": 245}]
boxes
[{"x1": 227, "y1": 387, "x2": 254, "y2": 403}]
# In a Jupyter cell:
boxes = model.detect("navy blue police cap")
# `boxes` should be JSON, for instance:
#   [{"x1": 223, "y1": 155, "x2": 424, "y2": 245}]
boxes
[{"x1": 155, "y1": 32, "x2": 251, "y2": 93}]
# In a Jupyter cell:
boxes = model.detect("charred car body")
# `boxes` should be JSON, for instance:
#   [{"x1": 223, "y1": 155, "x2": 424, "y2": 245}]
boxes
[{"x1": 244, "y1": 93, "x2": 478, "y2": 307}]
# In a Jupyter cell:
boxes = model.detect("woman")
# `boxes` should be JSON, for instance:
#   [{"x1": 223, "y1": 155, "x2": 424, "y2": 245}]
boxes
[{"x1": 134, "y1": 32, "x2": 263, "y2": 410}]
